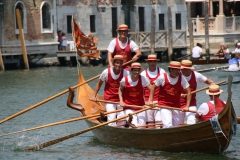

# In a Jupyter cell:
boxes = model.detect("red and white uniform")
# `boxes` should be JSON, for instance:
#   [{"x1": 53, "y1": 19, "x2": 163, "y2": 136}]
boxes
[
  {"x1": 120, "y1": 75, "x2": 150, "y2": 126},
  {"x1": 100, "y1": 67, "x2": 129, "y2": 126},
  {"x1": 197, "y1": 100, "x2": 225, "y2": 121},
  {"x1": 107, "y1": 38, "x2": 139, "y2": 70},
  {"x1": 180, "y1": 71, "x2": 207, "y2": 124},
  {"x1": 141, "y1": 67, "x2": 166, "y2": 123},
  {"x1": 154, "y1": 73, "x2": 189, "y2": 128}
]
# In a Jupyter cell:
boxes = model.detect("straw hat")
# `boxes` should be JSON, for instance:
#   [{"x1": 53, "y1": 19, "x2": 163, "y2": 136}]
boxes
[
  {"x1": 206, "y1": 85, "x2": 223, "y2": 95},
  {"x1": 181, "y1": 60, "x2": 194, "y2": 69},
  {"x1": 112, "y1": 55, "x2": 124, "y2": 62},
  {"x1": 131, "y1": 62, "x2": 141, "y2": 69},
  {"x1": 145, "y1": 54, "x2": 159, "y2": 61},
  {"x1": 168, "y1": 61, "x2": 181, "y2": 69},
  {"x1": 116, "y1": 24, "x2": 130, "y2": 32}
]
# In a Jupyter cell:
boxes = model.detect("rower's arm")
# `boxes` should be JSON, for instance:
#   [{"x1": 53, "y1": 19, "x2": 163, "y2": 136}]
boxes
[
  {"x1": 182, "y1": 87, "x2": 191, "y2": 112},
  {"x1": 132, "y1": 49, "x2": 142, "y2": 62},
  {"x1": 92, "y1": 80, "x2": 103, "y2": 98},
  {"x1": 148, "y1": 84, "x2": 156, "y2": 103},
  {"x1": 204, "y1": 78, "x2": 214, "y2": 85},
  {"x1": 108, "y1": 51, "x2": 113, "y2": 67},
  {"x1": 195, "y1": 112, "x2": 201, "y2": 123},
  {"x1": 118, "y1": 84, "x2": 125, "y2": 106}
]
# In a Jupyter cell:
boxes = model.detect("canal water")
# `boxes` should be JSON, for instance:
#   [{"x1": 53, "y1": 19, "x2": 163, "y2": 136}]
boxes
[{"x1": 0, "y1": 63, "x2": 240, "y2": 160}]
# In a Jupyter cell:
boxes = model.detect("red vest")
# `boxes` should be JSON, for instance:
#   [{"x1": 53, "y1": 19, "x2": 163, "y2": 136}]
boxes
[
  {"x1": 112, "y1": 38, "x2": 132, "y2": 70},
  {"x1": 180, "y1": 71, "x2": 197, "y2": 108},
  {"x1": 200, "y1": 99, "x2": 225, "y2": 121},
  {"x1": 104, "y1": 68, "x2": 123, "y2": 101},
  {"x1": 158, "y1": 73, "x2": 183, "y2": 108},
  {"x1": 144, "y1": 68, "x2": 161, "y2": 101},
  {"x1": 123, "y1": 76, "x2": 145, "y2": 110}
]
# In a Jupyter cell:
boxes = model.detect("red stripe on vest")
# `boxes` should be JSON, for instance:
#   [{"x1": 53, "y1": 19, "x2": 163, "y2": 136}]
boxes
[
  {"x1": 123, "y1": 76, "x2": 145, "y2": 110},
  {"x1": 180, "y1": 70, "x2": 197, "y2": 108},
  {"x1": 144, "y1": 68, "x2": 161, "y2": 101},
  {"x1": 104, "y1": 68, "x2": 123, "y2": 101},
  {"x1": 112, "y1": 38, "x2": 131, "y2": 70},
  {"x1": 158, "y1": 73, "x2": 183, "y2": 108}
]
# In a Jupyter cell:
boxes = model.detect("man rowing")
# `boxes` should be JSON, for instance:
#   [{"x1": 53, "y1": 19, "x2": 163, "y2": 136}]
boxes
[
  {"x1": 149, "y1": 61, "x2": 191, "y2": 128},
  {"x1": 195, "y1": 85, "x2": 225, "y2": 122},
  {"x1": 91, "y1": 55, "x2": 129, "y2": 126},
  {"x1": 107, "y1": 24, "x2": 141, "y2": 70},
  {"x1": 180, "y1": 60, "x2": 215, "y2": 124},
  {"x1": 140, "y1": 54, "x2": 166, "y2": 128},
  {"x1": 119, "y1": 62, "x2": 151, "y2": 127}
]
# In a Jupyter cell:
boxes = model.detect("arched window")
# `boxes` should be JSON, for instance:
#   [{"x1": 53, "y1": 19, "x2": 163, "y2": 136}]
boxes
[
  {"x1": 14, "y1": 1, "x2": 27, "y2": 34},
  {"x1": 41, "y1": 2, "x2": 52, "y2": 33}
]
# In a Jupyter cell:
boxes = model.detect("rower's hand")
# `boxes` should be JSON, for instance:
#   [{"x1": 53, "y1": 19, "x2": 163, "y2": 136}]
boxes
[
  {"x1": 146, "y1": 101, "x2": 154, "y2": 108},
  {"x1": 90, "y1": 96, "x2": 97, "y2": 102},
  {"x1": 182, "y1": 106, "x2": 189, "y2": 112},
  {"x1": 120, "y1": 101, "x2": 125, "y2": 107},
  {"x1": 181, "y1": 94, "x2": 186, "y2": 98}
]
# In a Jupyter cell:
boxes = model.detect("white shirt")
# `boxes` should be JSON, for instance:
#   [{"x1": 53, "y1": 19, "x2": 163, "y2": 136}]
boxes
[
  {"x1": 233, "y1": 48, "x2": 240, "y2": 54},
  {"x1": 107, "y1": 38, "x2": 139, "y2": 53},
  {"x1": 62, "y1": 36, "x2": 67, "y2": 46},
  {"x1": 197, "y1": 100, "x2": 226, "y2": 116},
  {"x1": 120, "y1": 75, "x2": 150, "y2": 87},
  {"x1": 154, "y1": 73, "x2": 189, "y2": 89},
  {"x1": 140, "y1": 67, "x2": 166, "y2": 79},
  {"x1": 192, "y1": 46, "x2": 202, "y2": 58},
  {"x1": 99, "y1": 67, "x2": 130, "y2": 82},
  {"x1": 183, "y1": 71, "x2": 207, "y2": 83}
]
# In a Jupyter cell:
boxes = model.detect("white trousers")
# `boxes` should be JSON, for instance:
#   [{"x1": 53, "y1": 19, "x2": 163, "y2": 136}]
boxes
[
  {"x1": 124, "y1": 109, "x2": 146, "y2": 126},
  {"x1": 185, "y1": 106, "x2": 197, "y2": 124},
  {"x1": 106, "y1": 103, "x2": 124, "y2": 126},
  {"x1": 145, "y1": 109, "x2": 161, "y2": 122},
  {"x1": 160, "y1": 108, "x2": 185, "y2": 128}
]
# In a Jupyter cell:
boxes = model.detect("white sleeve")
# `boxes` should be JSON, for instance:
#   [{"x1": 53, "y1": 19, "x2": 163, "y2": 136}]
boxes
[
  {"x1": 154, "y1": 74, "x2": 164, "y2": 87},
  {"x1": 130, "y1": 40, "x2": 139, "y2": 52},
  {"x1": 120, "y1": 77, "x2": 126, "y2": 87},
  {"x1": 123, "y1": 70, "x2": 130, "y2": 76},
  {"x1": 159, "y1": 68, "x2": 166, "y2": 74},
  {"x1": 140, "y1": 70, "x2": 146, "y2": 77},
  {"x1": 181, "y1": 75, "x2": 190, "y2": 89},
  {"x1": 197, "y1": 103, "x2": 209, "y2": 116},
  {"x1": 141, "y1": 75, "x2": 150, "y2": 87},
  {"x1": 199, "y1": 48, "x2": 203, "y2": 52},
  {"x1": 99, "y1": 69, "x2": 108, "y2": 82},
  {"x1": 107, "y1": 39, "x2": 116, "y2": 53},
  {"x1": 194, "y1": 71, "x2": 207, "y2": 83}
]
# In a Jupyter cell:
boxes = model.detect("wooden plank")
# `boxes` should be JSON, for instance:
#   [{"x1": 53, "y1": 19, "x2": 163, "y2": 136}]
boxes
[{"x1": 0, "y1": 50, "x2": 4, "y2": 71}]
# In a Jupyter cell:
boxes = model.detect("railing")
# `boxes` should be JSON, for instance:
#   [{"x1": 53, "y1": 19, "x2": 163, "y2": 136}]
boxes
[{"x1": 129, "y1": 31, "x2": 186, "y2": 50}]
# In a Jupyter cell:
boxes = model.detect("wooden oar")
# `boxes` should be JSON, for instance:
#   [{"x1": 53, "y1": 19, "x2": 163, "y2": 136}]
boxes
[
  {"x1": 177, "y1": 54, "x2": 191, "y2": 60},
  {"x1": 191, "y1": 80, "x2": 226, "y2": 94},
  {"x1": 0, "y1": 108, "x2": 125, "y2": 137},
  {"x1": 24, "y1": 104, "x2": 155, "y2": 151},
  {"x1": 196, "y1": 65, "x2": 228, "y2": 73},
  {"x1": 220, "y1": 80, "x2": 240, "y2": 86},
  {"x1": 0, "y1": 60, "x2": 134, "y2": 125}
]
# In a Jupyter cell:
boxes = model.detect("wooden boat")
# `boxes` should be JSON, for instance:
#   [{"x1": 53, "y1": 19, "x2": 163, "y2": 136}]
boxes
[
  {"x1": 190, "y1": 59, "x2": 228, "y2": 65},
  {"x1": 75, "y1": 72, "x2": 236, "y2": 153}
]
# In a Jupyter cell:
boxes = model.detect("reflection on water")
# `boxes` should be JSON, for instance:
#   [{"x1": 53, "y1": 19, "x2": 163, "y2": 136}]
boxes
[{"x1": 0, "y1": 64, "x2": 240, "y2": 159}]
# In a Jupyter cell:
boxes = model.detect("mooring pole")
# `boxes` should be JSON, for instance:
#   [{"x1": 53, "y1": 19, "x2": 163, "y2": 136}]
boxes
[
  {"x1": 16, "y1": 9, "x2": 29, "y2": 70},
  {"x1": 168, "y1": 6, "x2": 173, "y2": 61},
  {"x1": 150, "y1": 7, "x2": 156, "y2": 55}
]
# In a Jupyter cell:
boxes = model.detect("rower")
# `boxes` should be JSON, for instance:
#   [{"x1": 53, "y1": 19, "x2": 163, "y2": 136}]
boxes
[
  {"x1": 149, "y1": 61, "x2": 191, "y2": 128},
  {"x1": 180, "y1": 60, "x2": 215, "y2": 124},
  {"x1": 140, "y1": 54, "x2": 166, "y2": 128},
  {"x1": 91, "y1": 55, "x2": 130, "y2": 126},
  {"x1": 195, "y1": 85, "x2": 225, "y2": 122},
  {"x1": 191, "y1": 43, "x2": 203, "y2": 60},
  {"x1": 119, "y1": 62, "x2": 151, "y2": 127}
]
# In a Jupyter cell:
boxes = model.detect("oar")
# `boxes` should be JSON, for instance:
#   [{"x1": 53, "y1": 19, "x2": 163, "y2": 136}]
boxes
[
  {"x1": 191, "y1": 80, "x2": 226, "y2": 94},
  {"x1": 0, "y1": 60, "x2": 134, "y2": 125},
  {"x1": 196, "y1": 65, "x2": 228, "y2": 73},
  {"x1": 24, "y1": 104, "x2": 155, "y2": 151},
  {"x1": 0, "y1": 108, "x2": 125, "y2": 137},
  {"x1": 177, "y1": 54, "x2": 191, "y2": 60},
  {"x1": 220, "y1": 80, "x2": 240, "y2": 86}
]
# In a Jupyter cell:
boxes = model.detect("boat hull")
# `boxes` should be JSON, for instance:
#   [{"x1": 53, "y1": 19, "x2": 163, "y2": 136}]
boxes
[
  {"x1": 77, "y1": 72, "x2": 235, "y2": 153},
  {"x1": 191, "y1": 59, "x2": 228, "y2": 65}
]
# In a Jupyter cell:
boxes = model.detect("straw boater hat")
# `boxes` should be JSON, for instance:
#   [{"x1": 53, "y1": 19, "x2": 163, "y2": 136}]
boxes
[
  {"x1": 168, "y1": 61, "x2": 181, "y2": 69},
  {"x1": 131, "y1": 62, "x2": 141, "y2": 69},
  {"x1": 112, "y1": 55, "x2": 124, "y2": 62},
  {"x1": 116, "y1": 24, "x2": 130, "y2": 32},
  {"x1": 145, "y1": 54, "x2": 159, "y2": 61},
  {"x1": 206, "y1": 85, "x2": 223, "y2": 95},
  {"x1": 181, "y1": 60, "x2": 194, "y2": 69}
]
